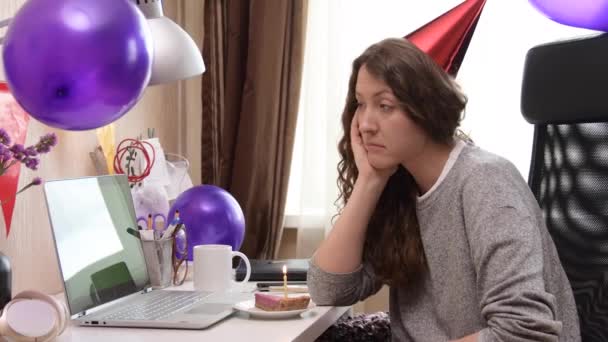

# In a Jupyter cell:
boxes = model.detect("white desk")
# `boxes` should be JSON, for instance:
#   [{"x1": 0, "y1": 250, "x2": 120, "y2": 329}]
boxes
[{"x1": 54, "y1": 282, "x2": 350, "y2": 342}]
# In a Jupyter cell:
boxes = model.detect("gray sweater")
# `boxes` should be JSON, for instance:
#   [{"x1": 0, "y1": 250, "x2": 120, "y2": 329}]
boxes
[{"x1": 308, "y1": 143, "x2": 580, "y2": 341}]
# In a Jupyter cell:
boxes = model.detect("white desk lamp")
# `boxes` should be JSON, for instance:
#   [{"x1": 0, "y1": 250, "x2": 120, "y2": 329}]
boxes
[
  {"x1": 132, "y1": 0, "x2": 205, "y2": 85},
  {"x1": 0, "y1": 0, "x2": 205, "y2": 85}
]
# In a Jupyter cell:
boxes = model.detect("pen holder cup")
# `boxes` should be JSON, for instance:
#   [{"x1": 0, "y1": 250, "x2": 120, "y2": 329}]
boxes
[{"x1": 141, "y1": 238, "x2": 173, "y2": 289}]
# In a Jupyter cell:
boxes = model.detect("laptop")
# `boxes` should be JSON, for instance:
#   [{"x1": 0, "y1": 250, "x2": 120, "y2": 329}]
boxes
[{"x1": 44, "y1": 174, "x2": 251, "y2": 329}]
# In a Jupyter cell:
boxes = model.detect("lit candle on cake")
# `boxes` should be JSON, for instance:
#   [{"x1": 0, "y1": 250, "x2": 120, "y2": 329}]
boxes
[{"x1": 283, "y1": 265, "x2": 288, "y2": 298}]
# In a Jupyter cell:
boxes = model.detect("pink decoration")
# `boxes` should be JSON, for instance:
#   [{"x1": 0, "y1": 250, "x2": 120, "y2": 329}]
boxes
[{"x1": 0, "y1": 83, "x2": 30, "y2": 237}]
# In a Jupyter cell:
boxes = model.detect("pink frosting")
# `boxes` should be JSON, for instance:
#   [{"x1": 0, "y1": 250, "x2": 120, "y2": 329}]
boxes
[{"x1": 254, "y1": 293, "x2": 283, "y2": 309}]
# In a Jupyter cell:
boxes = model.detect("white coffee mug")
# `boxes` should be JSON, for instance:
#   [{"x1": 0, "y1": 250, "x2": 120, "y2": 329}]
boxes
[{"x1": 193, "y1": 244, "x2": 251, "y2": 292}]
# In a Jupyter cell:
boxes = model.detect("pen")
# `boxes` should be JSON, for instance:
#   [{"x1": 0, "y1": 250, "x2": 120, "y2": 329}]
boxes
[
  {"x1": 161, "y1": 222, "x2": 181, "y2": 240},
  {"x1": 161, "y1": 210, "x2": 183, "y2": 239},
  {"x1": 256, "y1": 281, "x2": 307, "y2": 288},
  {"x1": 258, "y1": 285, "x2": 308, "y2": 293},
  {"x1": 147, "y1": 214, "x2": 152, "y2": 230},
  {"x1": 126, "y1": 227, "x2": 141, "y2": 239},
  {"x1": 171, "y1": 210, "x2": 180, "y2": 225},
  {"x1": 259, "y1": 285, "x2": 309, "y2": 293}
]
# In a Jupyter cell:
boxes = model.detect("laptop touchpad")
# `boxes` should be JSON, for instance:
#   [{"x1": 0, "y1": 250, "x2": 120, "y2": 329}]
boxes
[{"x1": 186, "y1": 303, "x2": 232, "y2": 315}]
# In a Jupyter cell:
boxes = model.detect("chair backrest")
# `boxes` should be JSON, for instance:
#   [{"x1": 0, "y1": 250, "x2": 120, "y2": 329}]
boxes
[{"x1": 522, "y1": 33, "x2": 608, "y2": 342}]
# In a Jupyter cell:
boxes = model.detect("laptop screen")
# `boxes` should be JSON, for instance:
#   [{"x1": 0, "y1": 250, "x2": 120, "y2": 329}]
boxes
[{"x1": 44, "y1": 175, "x2": 150, "y2": 316}]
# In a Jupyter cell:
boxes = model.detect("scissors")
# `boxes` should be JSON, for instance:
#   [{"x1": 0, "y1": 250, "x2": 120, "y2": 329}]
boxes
[
  {"x1": 171, "y1": 223, "x2": 188, "y2": 285},
  {"x1": 137, "y1": 213, "x2": 166, "y2": 240}
]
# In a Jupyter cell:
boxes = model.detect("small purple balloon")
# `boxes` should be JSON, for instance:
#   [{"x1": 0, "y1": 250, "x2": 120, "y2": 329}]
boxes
[
  {"x1": 168, "y1": 185, "x2": 246, "y2": 261},
  {"x1": 529, "y1": 0, "x2": 608, "y2": 31},
  {"x1": 2, "y1": 0, "x2": 152, "y2": 130}
]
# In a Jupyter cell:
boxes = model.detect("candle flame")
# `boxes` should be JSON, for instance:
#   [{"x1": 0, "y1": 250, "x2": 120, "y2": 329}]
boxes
[{"x1": 283, "y1": 265, "x2": 287, "y2": 274}]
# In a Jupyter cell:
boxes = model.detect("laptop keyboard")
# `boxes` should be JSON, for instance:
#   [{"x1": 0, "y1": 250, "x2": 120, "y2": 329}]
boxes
[{"x1": 100, "y1": 290, "x2": 212, "y2": 321}]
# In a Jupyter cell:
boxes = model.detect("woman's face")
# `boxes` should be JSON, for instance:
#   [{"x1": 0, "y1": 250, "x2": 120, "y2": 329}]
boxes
[{"x1": 354, "y1": 64, "x2": 430, "y2": 170}]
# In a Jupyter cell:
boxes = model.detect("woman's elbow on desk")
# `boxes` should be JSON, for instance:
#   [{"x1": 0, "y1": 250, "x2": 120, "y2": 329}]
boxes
[
  {"x1": 308, "y1": 281, "x2": 360, "y2": 306},
  {"x1": 307, "y1": 271, "x2": 362, "y2": 306},
  {"x1": 307, "y1": 260, "x2": 369, "y2": 306}
]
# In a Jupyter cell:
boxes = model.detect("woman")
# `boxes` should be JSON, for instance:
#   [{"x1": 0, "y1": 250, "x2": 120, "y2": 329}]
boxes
[{"x1": 307, "y1": 38, "x2": 580, "y2": 341}]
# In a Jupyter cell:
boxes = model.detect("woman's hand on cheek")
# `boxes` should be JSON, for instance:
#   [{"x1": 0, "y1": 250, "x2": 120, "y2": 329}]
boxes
[{"x1": 351, "y1": 113, "x2": 396, "y2": 185}]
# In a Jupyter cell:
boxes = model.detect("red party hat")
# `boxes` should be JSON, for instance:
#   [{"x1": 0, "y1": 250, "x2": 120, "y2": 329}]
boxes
[{"x1": 406, "y1": 0, "x2": 487, "y2": 76}]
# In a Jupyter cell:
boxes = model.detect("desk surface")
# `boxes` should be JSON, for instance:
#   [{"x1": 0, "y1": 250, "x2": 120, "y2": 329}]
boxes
[{"x1": 55, "y1": 282, "x2": 350, "y2": 342}]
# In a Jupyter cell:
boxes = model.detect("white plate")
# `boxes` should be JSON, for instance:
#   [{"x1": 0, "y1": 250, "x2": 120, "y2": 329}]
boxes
[{"x1": 233, "y1": 298, "x2": 316, "y2": 319}]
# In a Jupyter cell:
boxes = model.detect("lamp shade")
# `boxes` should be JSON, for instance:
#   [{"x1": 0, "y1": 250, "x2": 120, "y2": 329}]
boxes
[
  {"x1": 147, "y1": 16, "x2": 205, "y2": 85},
  {"x1": 133, "y1": 0, "x2": 205, "y2": 85}
]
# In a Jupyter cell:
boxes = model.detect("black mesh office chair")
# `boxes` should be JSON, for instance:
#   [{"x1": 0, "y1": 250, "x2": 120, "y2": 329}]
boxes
[{"x1": 522, "y1": 33, "x2": 608, "y2": 341}]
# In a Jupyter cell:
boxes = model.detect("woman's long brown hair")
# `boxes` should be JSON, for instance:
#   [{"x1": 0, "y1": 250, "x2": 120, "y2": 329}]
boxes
[{"x1": 336, "y1": 38, "x2": 467, "y2": 289}]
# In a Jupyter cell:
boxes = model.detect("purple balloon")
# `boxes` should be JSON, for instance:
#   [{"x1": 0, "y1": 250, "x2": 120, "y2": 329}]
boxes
[
  {"x1": 529, "y1": 0, "x2": 608, "y2": 31},
  {"x1": 2, "y1": 0, "x2": 152, "y2": 130},
  {"x1": 168, "y1": 185, "x2": 246, "y2": 261}
]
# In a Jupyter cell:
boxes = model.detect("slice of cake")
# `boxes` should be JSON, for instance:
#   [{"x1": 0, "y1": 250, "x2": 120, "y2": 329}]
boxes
[{"x1": 254, "y1": 292, "x2": 311, "y2": 311}]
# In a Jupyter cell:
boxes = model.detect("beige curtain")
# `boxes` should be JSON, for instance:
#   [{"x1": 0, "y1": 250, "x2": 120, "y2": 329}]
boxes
[{"x1": 202, "y1": 0, "x2": 308, "y2": 259}]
